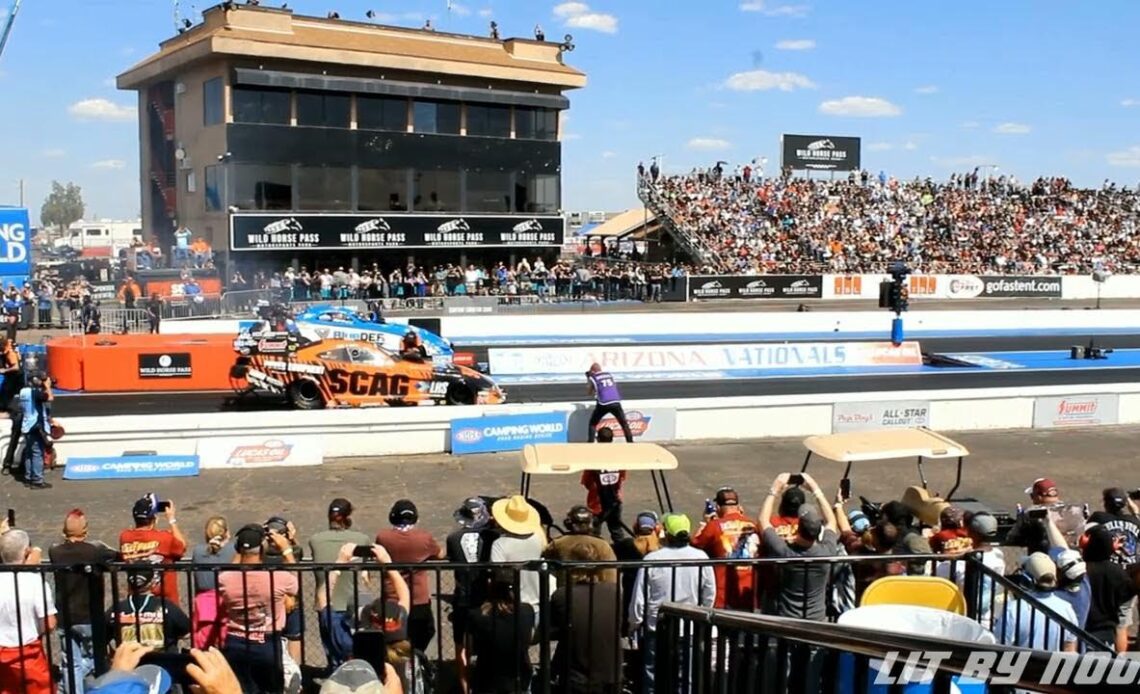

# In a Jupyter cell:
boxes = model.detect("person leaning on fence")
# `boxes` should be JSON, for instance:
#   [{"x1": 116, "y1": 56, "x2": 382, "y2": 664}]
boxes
[
  {"x1": 49, "y1": 508, "x2": 119, "y2": 694},
  {"x1": 550, "y1": 541, "x2": 623, "y2": 694},
  {"x1": 0, "y1": 529, "x2": 57, "y2": 694},
  {"x1": 995, "y1": 552, "x2": 1079, "y2": 652}
]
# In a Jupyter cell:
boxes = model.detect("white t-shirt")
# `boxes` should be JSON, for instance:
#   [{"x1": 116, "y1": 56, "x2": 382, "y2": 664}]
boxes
[{"x1": 0, "y1": 573, "x2": 56, "y2": 646}]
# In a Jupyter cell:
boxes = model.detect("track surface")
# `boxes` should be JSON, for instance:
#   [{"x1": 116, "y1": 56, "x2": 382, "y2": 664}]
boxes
[{"x1": 52, "y1": 333, "x2": 1140, "y2": 417}]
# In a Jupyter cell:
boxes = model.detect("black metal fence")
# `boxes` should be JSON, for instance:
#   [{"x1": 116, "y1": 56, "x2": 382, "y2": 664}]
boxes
[{"x1": 0, "y1": 553, "x2": 1104, "y2": 694}]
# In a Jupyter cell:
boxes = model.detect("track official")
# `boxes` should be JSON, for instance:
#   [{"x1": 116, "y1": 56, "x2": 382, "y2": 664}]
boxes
[{"x1": 586, "y1": 363, "x2": 634, "y2": 443}]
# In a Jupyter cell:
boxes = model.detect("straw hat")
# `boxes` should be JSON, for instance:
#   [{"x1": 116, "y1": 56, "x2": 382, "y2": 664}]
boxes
[{"x1": 491, "y1": 495, "x2": 542, "y2": 536}]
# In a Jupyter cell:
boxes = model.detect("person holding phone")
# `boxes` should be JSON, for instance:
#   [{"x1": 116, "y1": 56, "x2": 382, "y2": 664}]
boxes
[
  {"x1": 585, "y1": 363, "x2": 633, "y2": 443},
  {"x1": 16, "y1": 372, "x2": 53, "y2": 489},
  {"x1": 119, "y1": 496, "x2": 187, "y2": 604}
]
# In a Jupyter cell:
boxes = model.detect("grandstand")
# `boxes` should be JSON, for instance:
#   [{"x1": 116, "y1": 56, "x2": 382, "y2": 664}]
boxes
[{"x1": 639, "y1": 169, "x2": 1140, "y2": 276}]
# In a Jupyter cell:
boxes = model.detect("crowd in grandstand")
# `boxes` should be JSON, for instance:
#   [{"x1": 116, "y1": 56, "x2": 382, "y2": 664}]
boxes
[
  {"x1": 0, "y1": 467, "x2": 1137, "y2": 693},
  {"x1": 644, "y1": 165, "x2": 1140, "y2": 275}
]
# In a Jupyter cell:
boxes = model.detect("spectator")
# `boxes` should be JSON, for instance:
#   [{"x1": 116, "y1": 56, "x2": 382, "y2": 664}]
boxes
[
  {"x1": 489, "y1": 496, "x2": 551, "y2": 633},
  {"x1": 119, "y1": 496, "x2": 187, "y2": 604},
  {"x1": 49, "y1": 509, "x2": 117, "y2": 694},
  {"x1": 0, "y1": 337, "x2": 25, "y2": 478},
  {"x1": 263, "y1": 516, "x2": 305, "y2": 666},
  {"x1": 218, "y1": 524, "x2": 299, "y2": 693},
  {"x1": 190, "y1": 516, "x2": 235, "y2": 650},
  {"x1": 691, "y1": 486, "x2": 759, "y2": 610},
  {"x1": 580, "y1": 428, "x2": 627, "y2": 541},
  {"x1": 445, "y1": 497, "x2": 494, "y2": 694},
  {"x1": 1083, "y1": 525, "x2": 1135, "y2": 652},
  {"x1": 628, "y1": 514, "x2": 715, "y2": 693},
  {"x1": 758, "y1": 473, "x2": 839, "y2": 621},
  {"x1": 543, "y1": 505, "x2": 618, "y2": 584},
  {"x1": 145, "y1": 294, "x2": 162, "y2": 334},
  {"x1": 106, "y1": 564, "x2": 191, "y2": 652},
  {"x1": 1087, "y1": 487, "x2": 1140, "y2": 566},
  {"x1": 309, "y1": 498, "x2": 372, "y2": 667},
  {"x1": 929, "y1": 506, "x2": 973, "y2": 555},
  {"x1": 357, "y1": 562, "x2": 428, "y2": 694},
  {"x1": 995, "y1": 553, "x2": 1078, "y2": 652},
  {"x1": 1050, "y1": 548, "x2": 1092, "y2": 628},
  {"x1": 375, "y1": 499, "x2": 445, "y2": 653},
  {"x1": 467, "y1": 568, "x2": 535, "y2": 694},
  {"x1": 173, "y1": 226, "x2": 192, "y2": 264},
  {"x1": 1007, "y1": 478, "x2": 1086, "y2": 552},
  {"x1": 17, "y1": 372, "x2": 53, "y2": 489},
  {"x1": 550, "y1": 542, "x2": 623, "y2": 694},
  {"x1": 0, "y1": 529, "x2": 56, "y2": 694}
]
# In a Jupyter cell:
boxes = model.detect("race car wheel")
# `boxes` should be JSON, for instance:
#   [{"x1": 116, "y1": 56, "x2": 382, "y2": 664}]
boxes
[
  {"x1": 446, "y1": 383, "x2": 475, "y2": 406},
  {"x1": 289, "y1": 380, "x2": 325, "y2": 410}
]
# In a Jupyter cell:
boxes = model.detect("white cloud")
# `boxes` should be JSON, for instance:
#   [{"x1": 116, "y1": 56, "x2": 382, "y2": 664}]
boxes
[
  {"x1": 866, "y1": 142, "x2": 893, "y2": 152},
  {"x1": 723, "y1": 69, "x2": 815, "y2": 92},
  {"x1": 552, "y1": 2, "x2": 618, "y2": 33},
  {"x1": 904, "y1": 141, "x2": 918, "y2": 151},
  {"x1": 601, "y1": 151, "x2": 616, "y2": 159},
  {"x1": 960, "y1": 120, "x2": 980, "y2": 129},
  {"x1": 449, "y1": 2, "x2": 472, "y2": 17},
  {"x1": 478, "y1": 7, "x2": 493, "y2": 18},
  {"x1": 992, "y1": 122, "x2": 1031, "y2": 135},
  {"x1": 775, "y1": 39, "x2": 814, "y2": 51},
  {"x1": 740, "y1": 1, "x2": 810, "y2": 17},
  {"x1": 929, "y1": 154, "x2": 992, "y2": 168},
  {"x1": 41, "y1": 148, "x2": 66, "y2": 158},
  {"x1": 1107, "y1": 146, "x2": 1140, "y2": 167},
  {"x1": 914, "y1": 85, "x2": 939, "y2": 95},
  {"x1": 1121, "y1": 98, "x2": 1138, "y2": 108},
  {"x1": 687, "y1": 137, "x2": 731, "y2": 151},
  {"x1": 818, "y1": 96, "x2": 901, "y2": 118},
  {"x1": 91, "y1": 159, "x2": 126, "y2": 170},
  {"x1": 68, "y1": 98, "x2": 136, "y2": 122}
]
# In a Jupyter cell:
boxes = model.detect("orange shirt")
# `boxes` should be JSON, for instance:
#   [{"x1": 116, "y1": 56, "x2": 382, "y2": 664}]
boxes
[
  {"x1": 580, "y1": 470, "x2": 626, "y2": 516},
  {"x1": 692, "y1": 509, "x2": 759, "y2": 609},
  {"x1": 119, "y1": 528, "x2": 186, "y2": 603}
]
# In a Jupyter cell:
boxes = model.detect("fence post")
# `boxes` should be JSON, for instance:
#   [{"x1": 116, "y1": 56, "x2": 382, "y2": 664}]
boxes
[{"x1": 87, "y1": 563, "x2": 110, "y2": 678}]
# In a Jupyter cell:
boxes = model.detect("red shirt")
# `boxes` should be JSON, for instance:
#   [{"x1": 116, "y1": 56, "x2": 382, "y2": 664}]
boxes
[
  {"x1": 376, "y1": 527, "x2": 441, "y2": 606},
  {"x1": 930, "y1": 528, "x2": 973, "y2": 555},
  {"x1": 691, "y1": 508, "x2": 758, "y2": 609},
  {"x1": 119, "y1": 528, "x2": 186, "y2": 603},
  {"x1": 580, "y1": 470, "x2": 626, "y2": 516}
]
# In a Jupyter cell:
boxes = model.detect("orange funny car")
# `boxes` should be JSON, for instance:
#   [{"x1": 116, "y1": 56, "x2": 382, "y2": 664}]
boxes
[{"x1": 230, "y1": 332, "x2": 505, "y2": 409}]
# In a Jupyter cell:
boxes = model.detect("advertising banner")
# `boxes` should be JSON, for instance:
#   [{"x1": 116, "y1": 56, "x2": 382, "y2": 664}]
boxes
[
  {"x1": 979, "y1": 276, "x2": 1062, "y2": 298},
  {"x1": 1033, "y1": 394, "x2": 1120, "y2": 429},
  {"x1": 833, "y1": 400, "x2": 931, "y2": 433},
  {"x1": 198, "y1": 437, "x2": 324, "y2": 469},
  {"x1": 63, "y1": 455, "x2": 200, "y2": 480},
  {"x1": 781, "y1": 134, "x2": 861, "y2": 172},
  {"x1": 231, "y1": 213, "x2": 565, "y2": 251},
  {"x1": 0, "y1": 208, "x2": 31, "y2": 282},
  {"x1": 489, "y1": 341, "x2": 923, "y2": 376},
  {"x1": 450, "y1": 411, "x2": 569, "y2": 455},
  {"x1": 688, "y1": 275, "x2": 823, "y2": 300},
  {"x1": 443, "y1": 296, "x2": 500, "y2": 315},
  {"x1": 138, "y1": 353, "x2": 192, "y2": 379},
  {"x1": 567, "y1": 406, "x2": 677, "y2": 442}
]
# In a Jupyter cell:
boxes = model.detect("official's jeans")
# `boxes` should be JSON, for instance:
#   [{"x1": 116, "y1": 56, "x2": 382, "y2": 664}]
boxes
[
  {"x1": 58, "y1": 625, "x2": 93, "y2": 694},
  {"x1": 22, "y1": 430, "x2": 45, "y2": 484},
  {"x1": 642, "y1": 630, "x2": 656, "y2": 694}
]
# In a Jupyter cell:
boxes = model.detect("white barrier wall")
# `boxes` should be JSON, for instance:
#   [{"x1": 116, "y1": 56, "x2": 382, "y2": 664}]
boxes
[{"x1": 43, "y1": 381, "x2": 1140, "y2": 463}]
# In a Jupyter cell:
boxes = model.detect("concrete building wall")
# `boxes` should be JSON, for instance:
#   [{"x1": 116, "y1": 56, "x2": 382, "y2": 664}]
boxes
[{"x1": 172, "y1": 59, "x2": 229, "y2": 254}]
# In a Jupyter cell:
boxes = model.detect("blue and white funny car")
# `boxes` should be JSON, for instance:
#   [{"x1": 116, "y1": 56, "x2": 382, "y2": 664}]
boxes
[{"x1": 292, "y1": 304, "x2": 459, "y2": 363}]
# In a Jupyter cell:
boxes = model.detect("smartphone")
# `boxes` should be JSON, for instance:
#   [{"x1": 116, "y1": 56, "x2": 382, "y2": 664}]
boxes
[
  {"x1": 352, "y1": 545, "x2": 376, "y2": 560},
  {"x1": 1028, "y1": 508, "x2": 1049, "y2": 520},
  {"x1": 353, "y1": 630, "x2": 389, "y2": 682},
  {"x1": 140, "y1": 651, "x2": 195, "y2": 689},
  {"x1": 5, "y1": 509, "x2": 13, "y2": 528},
  {"x1": 839, "y1": 478, "x2": 852, "y2": 502},
  {"x1": 788, "y1": 474, "x2": 804, "y2": 486},
  {"x1": 155, "y1": 500, "x2": 172, "y2": 513}
]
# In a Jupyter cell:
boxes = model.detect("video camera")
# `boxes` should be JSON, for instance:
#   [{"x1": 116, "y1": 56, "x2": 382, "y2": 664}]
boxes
[{"x1": 888, "y1": 261, "x2": 911, "y2": 282}]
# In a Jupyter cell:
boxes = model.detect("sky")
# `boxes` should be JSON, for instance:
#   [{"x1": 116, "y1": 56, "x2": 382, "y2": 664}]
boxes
[{"x1": 0, "y1": 0, "x2": 1139, "y2": 222}]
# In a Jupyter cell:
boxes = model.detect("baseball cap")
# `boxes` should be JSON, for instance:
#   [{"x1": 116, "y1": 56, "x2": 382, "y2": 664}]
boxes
[
  {"x1": 265, "y1": 516, "x2": 289, "y2": 534},
  {"x1": 1022, "y1": 552, "x2": 1058, "y2": 589},
  {"x1": 967, "y1": 512, "x2": 998, "y2": 540},
  {"x1": 88, "y1": 664, "x2": 172, "y2": 694},
  {"x1": 848, "y1": 510, "x2": 871, "y2": 534},
  {"x1": 662, "y1": 513, "x2": 691, "y2": 537},
  {"x1": 360, "y1": 598, "x2": 409, "y2": 643},
  {"x1": 454, "y1": 497, "x2": 489, "y2": 529},
  {"x1": 1025, "y1": 478, "x2": 1058, "y2": 497},
  {"x1": 125, "y1": 565, "x2": 156, "y2": 590},
  {"x1": 715, "y1": 487, "x2": 739, "y2": 506},
  {"x1": 939, "y1": 506, "x2": 966, "y2": 530},
  {"x1": 329, "y1": 498, "x2": 354, "y2": 517},
  {"x1": 1052, "y1": 548, "x2": 1088, "y2": 582},
  {"x1": 320, "y1": 661, "x2": 385, "y2": 694},
  {"x1": 1104, "y1": 487, "x2": 1128, "y2": 511},
  {"x1": 234, "y1": 524, "x2": 266, "y2": 553},
  {"x1": 389, "y1": 499, "x2": 418, "y2": 526},
  {"x1": 634, "y1": 511, "x2": 659, "y2": 533},
  {"x1": 797, "y1": 507, "x2": 823, "y2": 541},
  {"x1": 131, "y1": 496, "x2": 156, "y2": 522}
]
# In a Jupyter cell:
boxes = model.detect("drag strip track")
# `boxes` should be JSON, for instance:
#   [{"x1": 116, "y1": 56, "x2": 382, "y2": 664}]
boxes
[{"x1": 51, "y1": 366, "x2": 1140, "y2": 418}]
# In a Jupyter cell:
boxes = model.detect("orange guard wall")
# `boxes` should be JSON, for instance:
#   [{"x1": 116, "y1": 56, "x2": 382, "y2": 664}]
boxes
[{"x1": 48, "y1": 334, "x2": 237, "y2": 392}]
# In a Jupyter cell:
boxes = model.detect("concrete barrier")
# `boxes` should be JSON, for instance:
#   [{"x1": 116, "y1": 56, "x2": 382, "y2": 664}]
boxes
[{"x1": 39, "y1": 380, "x2": 1140, "y2": 466}]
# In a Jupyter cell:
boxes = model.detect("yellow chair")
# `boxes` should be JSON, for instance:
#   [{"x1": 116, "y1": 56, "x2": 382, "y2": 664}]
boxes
[{"x1": 860, "y1": 576, "x2": 966, "y2": 615}]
